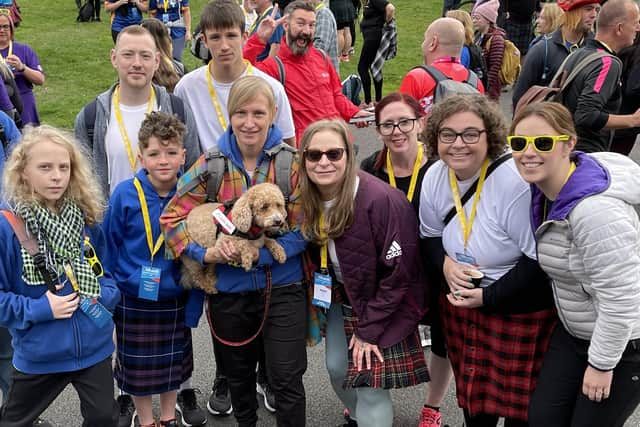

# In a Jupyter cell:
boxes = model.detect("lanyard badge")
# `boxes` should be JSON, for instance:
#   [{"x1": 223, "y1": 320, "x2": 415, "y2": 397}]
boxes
[{"x1": 312, "y1": 213, "x2": 332, "y2": 309}]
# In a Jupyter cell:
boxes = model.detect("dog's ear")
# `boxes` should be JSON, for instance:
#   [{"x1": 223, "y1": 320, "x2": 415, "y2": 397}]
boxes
[{"x1": 231, "y1": 196, "x2": 253, "y2": 233}]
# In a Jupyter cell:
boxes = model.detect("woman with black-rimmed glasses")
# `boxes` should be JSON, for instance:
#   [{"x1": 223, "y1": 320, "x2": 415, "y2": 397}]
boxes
[
  {"x1": 510, "y1": 101, "x2": 640, "y2": 427},
  {"x1": 418, "y1": 94, "x2": 556, "y2": 427},
  {"x1": 298, "y1": 119, "x2": 429, "y2": 427}
]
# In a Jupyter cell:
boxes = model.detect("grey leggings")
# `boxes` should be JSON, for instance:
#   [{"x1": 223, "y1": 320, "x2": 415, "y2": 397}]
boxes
[{"x1": 325, "y1": 304, "x2": 393, "y2": 427}]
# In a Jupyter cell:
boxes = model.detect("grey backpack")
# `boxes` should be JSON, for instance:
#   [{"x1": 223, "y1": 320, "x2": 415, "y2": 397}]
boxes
[{"x1": 418, "y1": 65, "x2": 481, "y2": 104}]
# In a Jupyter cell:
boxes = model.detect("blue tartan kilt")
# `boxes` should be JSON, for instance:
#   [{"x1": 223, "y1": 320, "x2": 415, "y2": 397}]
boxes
[{"x1": 114, "y1": 293, "x2": 194, "y2": 396}]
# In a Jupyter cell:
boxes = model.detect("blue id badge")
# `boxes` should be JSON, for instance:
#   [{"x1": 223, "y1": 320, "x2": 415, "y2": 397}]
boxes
[
  {"x1": 162, "y1": 13, "x2": 169, "y2": 23},
  {"x1": 139, "y1": 266, "x2": 161, "y2": 301},
  {"x1": 79, "y1": 296, "x2": 112, "y2": 329},
  {"x1": 455, "y1": 252, "x2": 477, "y2": 266},
  {"x1": 312, "y1": 272, "x2": 332, "y2": 309}
]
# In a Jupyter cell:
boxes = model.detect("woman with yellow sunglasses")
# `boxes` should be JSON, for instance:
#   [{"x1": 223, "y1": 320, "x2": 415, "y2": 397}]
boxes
[{"x1": 510, "y1": 101, "x2": 640, "y2": 427}]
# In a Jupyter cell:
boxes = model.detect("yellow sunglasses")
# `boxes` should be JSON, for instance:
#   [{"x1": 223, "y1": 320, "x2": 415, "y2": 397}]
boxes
[
  {"x1": 84, "y1": 237, "x2": 104, "y2": 278},
  {"x1": 507, "y1": 135, "x2": 570, "y2": 153}
]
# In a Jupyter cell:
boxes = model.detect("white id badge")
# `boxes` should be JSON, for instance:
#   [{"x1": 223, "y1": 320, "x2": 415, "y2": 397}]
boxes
[{"x1": 312, "y1": 272, "x2": 332, "y2": 309}]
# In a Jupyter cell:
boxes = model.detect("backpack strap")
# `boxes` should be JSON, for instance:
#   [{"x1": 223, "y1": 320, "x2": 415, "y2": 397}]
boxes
[
  {"x1": 465, "y1": 69, "x2": 479, "y2": 88},
  {"x1": 0, "y1": 210, "x2": 58, "y2": 293},
  {"x1": 264, "y1": 143, "x2": 296, "y2": 202},
  {"x1": 541, "y1": 35, "x2": 550, "y2": 81},
  {"x1": 419, "y1": 65, "x2": 449, "y2": 83},
  {"x1": 169, "y1": 93, "x2": 186, "y2": 123},
  {"x1": 205, "y1": 149, "x2": 226, "y2": 202},
  {"x1": 443, "y1": 153, "x2": 512, "y2": 227},
  {"x1": 558, "y1": 51, "x2": 614, "y2": 93},
  {"x1": 274, "y1": 56, "x2": 286, "y2": 86},
  {"x1": 84, "y1": 98, "x2": 98, "y2": 147}
]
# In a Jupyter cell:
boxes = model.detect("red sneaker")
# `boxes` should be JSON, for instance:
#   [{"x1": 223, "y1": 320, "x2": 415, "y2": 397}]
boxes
[{"x1": 418, "y1": 407, "x2": 442, "y2": 427}]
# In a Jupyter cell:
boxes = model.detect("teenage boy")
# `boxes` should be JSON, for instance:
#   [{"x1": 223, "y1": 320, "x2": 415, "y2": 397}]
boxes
[{"x1": 174, "y1": 0, "x2": 296, "y2": 151}]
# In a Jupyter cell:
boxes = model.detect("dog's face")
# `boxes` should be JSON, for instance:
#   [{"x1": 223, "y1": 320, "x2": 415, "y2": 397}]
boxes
[{"x1": 231, "y1": 183, "x2": 288, "y2": 233}]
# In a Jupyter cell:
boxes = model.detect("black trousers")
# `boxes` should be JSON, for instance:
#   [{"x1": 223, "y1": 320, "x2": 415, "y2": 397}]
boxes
[
  {"x1": 208, "y1": 283, "x2": 308, "y2": 427},
  {"x1": 357, "y1": 34, "x2": 383, "y2": 104},
  {"x1": 0, "y1": 357, "x2": 117, "y2": 427},
  {"x1": 92, "y1": 0, "x2": 100, "y2": 19},
  {"x1": 463, "y1": 409, "x2": 528, "y2": 427},
  {"x1": 529, "y1": 325, "x2": 640, "y2": 427}
]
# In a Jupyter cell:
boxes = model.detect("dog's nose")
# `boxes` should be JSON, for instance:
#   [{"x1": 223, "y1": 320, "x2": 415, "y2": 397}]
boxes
[{"x1": 273, "y1": 218, "x2": 283, "y2": 227}]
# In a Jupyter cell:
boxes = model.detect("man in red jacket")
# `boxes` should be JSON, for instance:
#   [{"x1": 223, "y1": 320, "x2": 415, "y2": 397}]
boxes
[
  {"x1": 244, "y1": 0, "x2": 372, "y2": 145},
  {"x1": 400, "y1": 17, "x2": 485, "y2": 115}
]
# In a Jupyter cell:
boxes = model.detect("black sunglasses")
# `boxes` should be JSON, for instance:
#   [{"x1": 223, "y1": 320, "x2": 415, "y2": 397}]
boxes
[{"x1": 304, "y1": 148, "x2": 346, "y2": 162}]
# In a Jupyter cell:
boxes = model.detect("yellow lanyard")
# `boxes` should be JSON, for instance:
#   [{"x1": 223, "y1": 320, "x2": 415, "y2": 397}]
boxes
[
  {"x1": 1, "y1": 41, "x2": 12, "y2": 63},
  {"x1": 449, "y1": 158, "x2": 489, "y2": 249},
  {"x1": 113, "y1": 86, "x2": 155, "y2": 172},
  {"x1": 163, "y1": 0, "x2": 169, "y2": 12},
  {"x1": 206, "y1": 60, "x2": 253, "y2": 131},
  {"x1": 543, "y1": 161, "x2": 576, "y2": 221},
  {"x1": 319, "y1": 213, "x2": 328, "y2": 271},
  {"x1": 386, "y1": 143, "x2": 423, "y2": 203},
  {"x1": 249, "y1": 6, "x2": 273, "y2": 35},
  {"x1": 133, "y1": 177, "x2": 165, "y2": 262},
  {"x1": 315, "y1": 2, "x2": 325, "y2": 10}
]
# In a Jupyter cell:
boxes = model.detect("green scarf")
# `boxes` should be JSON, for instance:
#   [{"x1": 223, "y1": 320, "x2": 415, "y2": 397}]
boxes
[{"x1": 15, "y1": 201, "x2": 101, "y2": 297}]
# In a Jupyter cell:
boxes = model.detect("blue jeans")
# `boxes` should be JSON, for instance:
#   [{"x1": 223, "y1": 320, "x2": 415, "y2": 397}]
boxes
[
  {"x1": 0, "y1": 327, "x2": 13, "y2": 400},
  {"x1": 325, "y1": 304, "x2": 393, "y2": 427}
]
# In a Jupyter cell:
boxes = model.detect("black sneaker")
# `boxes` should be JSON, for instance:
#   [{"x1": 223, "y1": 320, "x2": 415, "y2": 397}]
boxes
[
  {"x1": 116, "y1": 394, "x2": 136, "y2": 427},
  {"x1": 207, "y1": 376, "x2": 232, "y2": 415},
  {"x1": 32, "y1": 419, "x2": 53, "y2": 427},
  {"x1": 256, "y1": 380, "x2": 276, "y2": 413},
  {"x1": 176, "y1": 388, "x2": 207, "y2": 426}
]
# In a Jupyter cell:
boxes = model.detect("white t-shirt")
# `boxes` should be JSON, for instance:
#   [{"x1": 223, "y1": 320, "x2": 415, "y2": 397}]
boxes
[
  {"x1": 174, "y1": 64, "x2": 295, "y2": 151},
  {"x1": 419, "y1": 158, "x2": 535, "y2": 286},
  {"x1": 105, "y1": 99, "x2": 157, "y2": 195}
]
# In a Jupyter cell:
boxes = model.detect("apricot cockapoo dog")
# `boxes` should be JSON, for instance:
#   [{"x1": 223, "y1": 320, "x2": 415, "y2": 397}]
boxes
[{"x1": 180, "y1": 183, "x2": 289, "y2": 294}]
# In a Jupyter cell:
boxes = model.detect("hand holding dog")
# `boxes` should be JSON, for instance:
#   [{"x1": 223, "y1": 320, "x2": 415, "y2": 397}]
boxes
[{"x1": 204, "y1": 240, "x2": 243, "y2": 265}]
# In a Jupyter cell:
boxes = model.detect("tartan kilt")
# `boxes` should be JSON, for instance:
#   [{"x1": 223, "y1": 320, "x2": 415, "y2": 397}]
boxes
[
  {"x1": 341, "y1": 305, "x2": 429, "y2": 390},
  {"x1": 114, "y1": 293, "x2": 194, "y2": 396},
  {"x1": 504, "y1": 19, "x2": 534, "y2": 55},
  {"x1": 441, "y1": 293, "x2": 556, "y2": 420}
]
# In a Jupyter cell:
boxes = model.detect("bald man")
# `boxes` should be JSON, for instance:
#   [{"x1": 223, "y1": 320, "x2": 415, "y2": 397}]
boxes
[{"x1": 399, "y1": 17, "x2": 485, "y2": 115}]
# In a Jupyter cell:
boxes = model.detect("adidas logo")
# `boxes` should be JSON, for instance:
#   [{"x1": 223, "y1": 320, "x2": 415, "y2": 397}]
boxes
[{"x1": 386, "y1": 240, "x2": 402, "y2": 260}]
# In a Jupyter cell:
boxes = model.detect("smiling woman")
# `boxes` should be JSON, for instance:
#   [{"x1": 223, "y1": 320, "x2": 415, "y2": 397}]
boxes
[
  {"x1": 419, "y1": 94, "x2": 556, "y2": 427},
  {"x1": 511, "y1": 101, "x2": 640, "y2": 427}
]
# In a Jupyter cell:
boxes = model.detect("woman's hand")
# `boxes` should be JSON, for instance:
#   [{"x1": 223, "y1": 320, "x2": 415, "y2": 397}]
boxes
[
  {"x1": 203, "y1": 240, "x2": 242, "y2": 265},
  {"x1": 5, "y1": 54, "x2": 23, "y2": 72},
  {"x1": 582, "y1": 365, "x2": 613, "y2": 402},
  {"x1": 46, "y1": 285, "x2": 79, "y2": 319},
  {"x1": 446, "y1": 287, "x2": 483, "y2": 308},
  {"x1": 349, "y1": 334, "x2": 383, "y2": 371},
  {"x1": 443, "y1": 255, "x2": 475, "y2": 295}
]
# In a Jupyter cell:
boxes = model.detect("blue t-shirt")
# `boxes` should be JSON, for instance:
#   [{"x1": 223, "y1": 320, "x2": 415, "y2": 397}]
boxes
[
  {"x1": 460, "y1": 45, "x2": 470, "y2": 68},
  {"x1": 249, "y1": 6, "x2": 283, "y2": 62},
  {"x1": 109, "y1": 0, "x2": 144, "y2": 32},
  {"x1": 0, "y1": 111, "x2": 21, "y2": 193},
  {"x1": 149, "y1": 0, "x2": 189, "y2": 39}
]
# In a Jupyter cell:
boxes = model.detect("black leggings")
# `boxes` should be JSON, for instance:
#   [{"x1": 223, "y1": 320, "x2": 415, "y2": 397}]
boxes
[
  {"x1": 463, "y1": 409, "x2": 528, "y2": 427},
  {"x1": 92, "y1": 0, "x2": 100, "y2": 19},
  {"x1": 357, "y1": 35, "x2": 383, "y2": 104}
]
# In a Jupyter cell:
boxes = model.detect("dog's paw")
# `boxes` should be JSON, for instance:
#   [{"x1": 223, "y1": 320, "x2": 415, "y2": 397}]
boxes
[{"x1": 271, "y1": 244, "x2": 287, "y2": 264}]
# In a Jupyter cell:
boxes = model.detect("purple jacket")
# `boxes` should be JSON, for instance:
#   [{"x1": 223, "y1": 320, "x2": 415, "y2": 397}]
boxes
[{"x1": 335, "y1": 172, "x2": 428, "y2": 348}]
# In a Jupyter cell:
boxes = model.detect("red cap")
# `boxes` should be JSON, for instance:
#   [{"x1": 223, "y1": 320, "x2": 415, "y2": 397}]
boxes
[{"x1": 557, "y1": 0, "x2": 601, "y2": 11}]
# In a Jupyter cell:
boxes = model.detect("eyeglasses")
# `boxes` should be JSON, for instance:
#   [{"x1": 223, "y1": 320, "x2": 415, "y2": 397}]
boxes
[
  {"x1": 438, "y1": 128, "x2": 486, "y2": 144},
  {"x1": 84, "y1": 237, "x2": 104, "y2": 278},
  {"x1": 0, "y1": 25, "x2": 10, "y2": 31},
  {"x1": 377, "y1": 118, "x2": 418, "y2": 136},
  {"x1": 304, "y1": 148, "x2": 346, "y2": 162},
  {"x1": 507, "y1": 135, "x2": 569, "y2": 153}
]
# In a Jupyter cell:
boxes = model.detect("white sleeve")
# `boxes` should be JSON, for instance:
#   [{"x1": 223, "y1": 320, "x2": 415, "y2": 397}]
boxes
[
  {"x1": 419, "y1": 163, "x2": 444, "y2": 238},
  {"x1": 499, "y1": 183, "x2": 536, "y2": 259},
  {"x1": 272, "y1": 82, "x2": 296, "y2": 140}
]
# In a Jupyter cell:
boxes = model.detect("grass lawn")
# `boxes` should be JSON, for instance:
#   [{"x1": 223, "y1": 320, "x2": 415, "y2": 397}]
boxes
[{"x1": 17, "y1": 0, "x2": 440, "y2": 128}]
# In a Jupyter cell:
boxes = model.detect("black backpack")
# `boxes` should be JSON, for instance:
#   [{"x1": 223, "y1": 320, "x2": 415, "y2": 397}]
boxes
[
  {"x1": 77, "y1": 1, "x2": 93, "y2": 22},
  {"x1": 0, "y1": 62, "x2": 22, "y2": 128},
  {"x1": 467, "y1": 43, "x2": 488, "y2": 89}
]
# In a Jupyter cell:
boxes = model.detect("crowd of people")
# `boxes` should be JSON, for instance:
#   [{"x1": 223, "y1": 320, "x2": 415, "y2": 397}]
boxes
[{"x1": 1, "y1": 0, "x2": 640, "y2": 426}]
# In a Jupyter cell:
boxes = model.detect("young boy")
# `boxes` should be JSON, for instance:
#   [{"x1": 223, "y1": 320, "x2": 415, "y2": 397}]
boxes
[{"x1": 102, "y1": 111, "x2": 203, "y2": 427}]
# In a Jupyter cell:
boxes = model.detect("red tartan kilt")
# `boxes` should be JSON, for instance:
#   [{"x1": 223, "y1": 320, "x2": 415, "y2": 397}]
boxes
[
  {"x1": 441, "y1": 293, "x2": 557, "y2": 420},
  {"x1": 341, "y1": 305, "x2": 430, "y2": 390}
]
